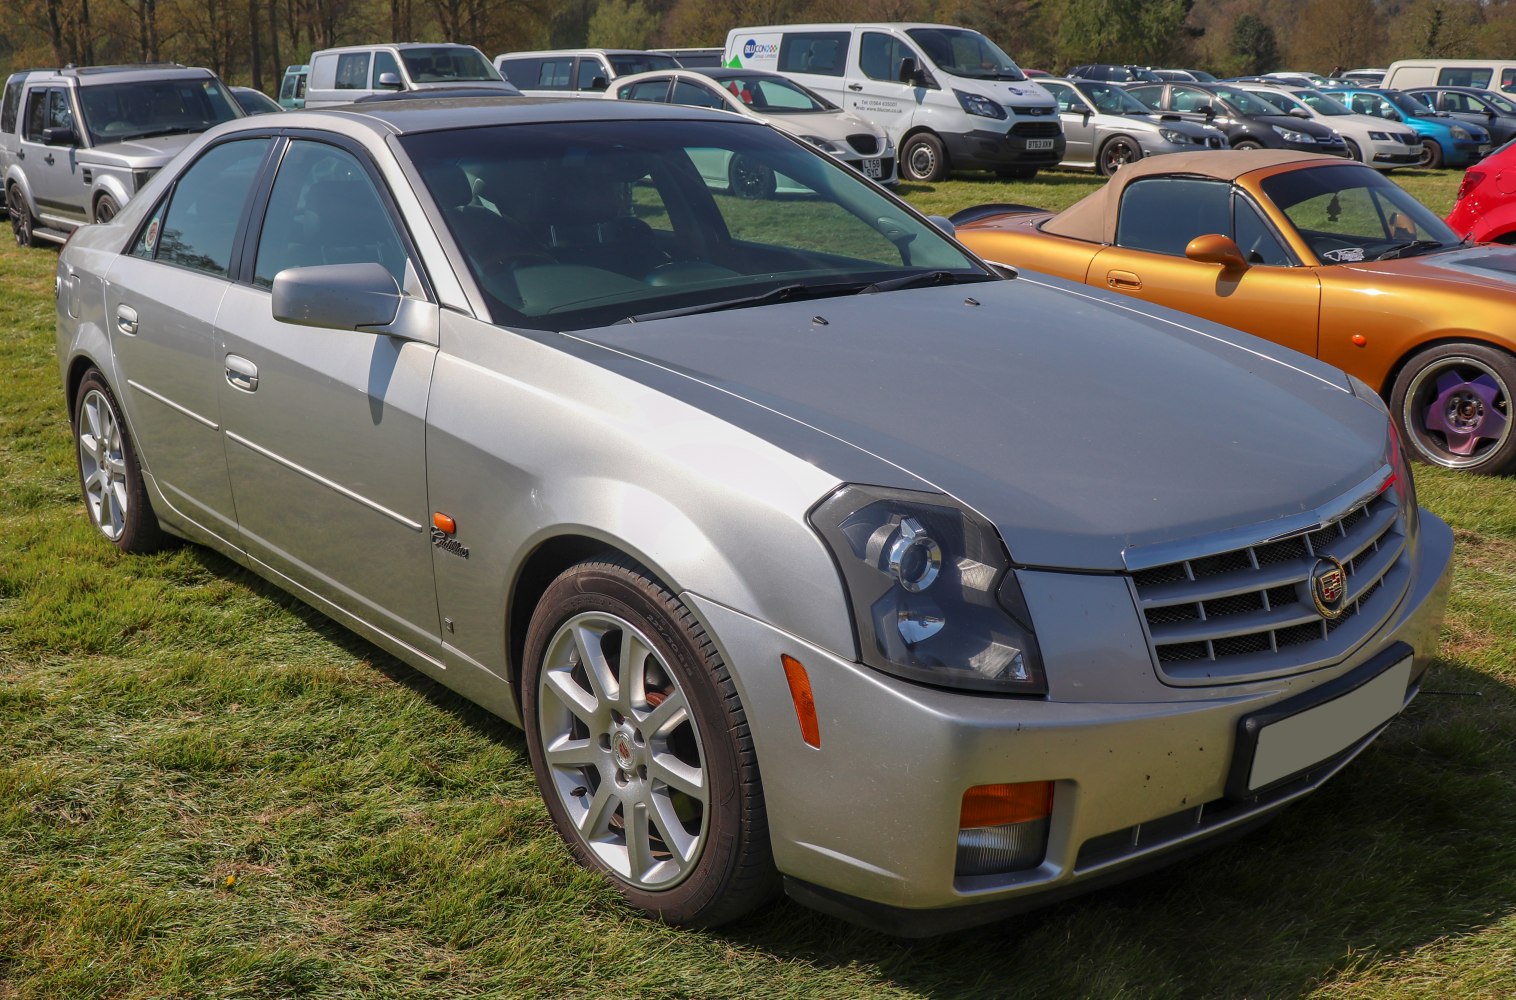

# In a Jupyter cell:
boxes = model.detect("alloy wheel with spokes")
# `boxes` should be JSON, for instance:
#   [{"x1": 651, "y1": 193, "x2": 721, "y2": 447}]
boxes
[
  {"x1": 522, "y1": 555, "x2": 779, "y2": 927},
  {"x1": 78, "y1": 388, "x2": 129, "y2": 540},
  {"x1": 1392, "y1": 344, "x2": 1516, "y2": 474},
  {"x1": 1099, "y1": 136, "x2": 1140, "y2": 176},
  {"x1": 8, "y1": 185, "x2": 37, "y2": 247},
  {"x1": 537, "y1": 610, "x2": 709, "y2": 890}
]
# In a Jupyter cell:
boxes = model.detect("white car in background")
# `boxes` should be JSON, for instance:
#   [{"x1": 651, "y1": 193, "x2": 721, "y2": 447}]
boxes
[
  {"x1": 1237, "y1": 84, "x2": 1422, "y2": 170},
  {"x1": 612, "y1": 67, "x2": 898, "y2": 192}
]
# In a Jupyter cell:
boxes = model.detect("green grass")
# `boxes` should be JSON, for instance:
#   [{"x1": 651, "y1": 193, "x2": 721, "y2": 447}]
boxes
[{"x1": 4, "y1": 166, "x2": 1516, "y2": 998}]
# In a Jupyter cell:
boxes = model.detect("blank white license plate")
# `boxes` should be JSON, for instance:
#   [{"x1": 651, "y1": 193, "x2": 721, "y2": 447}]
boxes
[
  {"x1": 861, "y1": 158, "x2": 883, "y2": 178},
  {"x1": 1026, "y1": 138, "x2": 1055, "y2": 150},
  {"x1": 1247, "y1": 656, "x2": 1412, "y2": 792}
]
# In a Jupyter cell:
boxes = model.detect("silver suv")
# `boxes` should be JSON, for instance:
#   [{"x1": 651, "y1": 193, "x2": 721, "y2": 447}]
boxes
[{"x1": 1, "y1": 64, "x2": 242, "y2": 246}]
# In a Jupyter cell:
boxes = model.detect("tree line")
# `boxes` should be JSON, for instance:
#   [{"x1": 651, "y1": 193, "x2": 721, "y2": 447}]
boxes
[{"x1": 4, "y1": 0, "x2": 1516, "y2": 92}]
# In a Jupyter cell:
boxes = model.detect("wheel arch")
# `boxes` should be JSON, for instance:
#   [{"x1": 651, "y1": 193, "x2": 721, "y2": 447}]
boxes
[
  {"x1": 91, "y1": 176, "x2": 130, "y2": 218},
  {"x1": 898, "y1": 126, "x2": 947, "y2": 163}
]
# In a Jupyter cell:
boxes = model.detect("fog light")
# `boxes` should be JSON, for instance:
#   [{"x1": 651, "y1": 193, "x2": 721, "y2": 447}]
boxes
[{"x1": 956, "y1": 781, "x2": 1053, "y2": 876}]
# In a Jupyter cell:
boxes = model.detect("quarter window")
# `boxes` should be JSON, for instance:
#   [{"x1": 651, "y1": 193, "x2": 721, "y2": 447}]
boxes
[
  {"x1": 335, "y1": 53, "x2": 371, "y2": 90},
  {"x1": 776, "y1": 32, "x2": 850, "y2": 77},
  {"x1": 1116, "y1": 177, "x2": 1232, "y2": 256},
  {"x1": 253, "y1": 141, "x2": 409, "y2": 289},
  {"x1": 153, "y1": 139, "x2": 271, "y2": 277}
]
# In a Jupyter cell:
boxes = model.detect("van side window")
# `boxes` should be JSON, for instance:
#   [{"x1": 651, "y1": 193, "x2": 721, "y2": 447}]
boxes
[
  {"x1": 335, "y1": 53, "x2": 371, "y2": 90},
  {"x1": 1503, "y1": 69, "x2": 1516, "y2": 91},
  {"x1": 1438, "y1": 67, "x2": 1491, "y2": 88},
  {"x1": 497, "y1": 58, "x2": 539, "y2": 87},
  {"x1": 538, "y1": 59, "x2": 573, "y2": 90},
  {"x1": 1116, "y1": 177, "x2": 1231, "y2": 256},
  {"x1": 576, "y1": 58, "x2": 607, "y2": 91},
  {"x1": 859, "y1": 32, "x2": 910, "y2": 83},
  {"x1": 1, "y1": 78, "x2": 22, "y2": 134},
  {"x1": 373, "y1": 51, "x2": 402, "y2": 85},
  {"x1": 777, "y1": 32, "x2": 850, "y2": 77}
]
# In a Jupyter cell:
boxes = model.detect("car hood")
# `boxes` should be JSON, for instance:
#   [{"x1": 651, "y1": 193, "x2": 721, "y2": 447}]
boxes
[
  {"x1": 81, "y1": 132, "x2": 202, "y2": 166},
  {"x1": 1255, "y1": 113, "x2": 1336, "y2": 137},
  {"x1": 1091, "y1": 113, "x2": 1216, "y2": 137},
  {"x1": 1345, "y1": 244, "x2": 1516, "y2": 286},
  {"x1": 572, "y1": 274, "x2": 1388, "y2": 571}
]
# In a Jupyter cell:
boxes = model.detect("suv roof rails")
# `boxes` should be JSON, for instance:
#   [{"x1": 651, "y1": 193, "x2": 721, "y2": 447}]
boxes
[{"x1": 62, "y1": 63, "x2": 189, "y2": 77}]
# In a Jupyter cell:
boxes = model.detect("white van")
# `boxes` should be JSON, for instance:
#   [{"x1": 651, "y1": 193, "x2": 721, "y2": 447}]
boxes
[
  {"x1": 305, "y1": 43, "x2": 515, "y2": 108},
  {"x1": 1384, "y1": 59, "x2": 1516, "y2": 96},
  {"x1": 494, "y1": 50, "x2": 681, "y2": 97},
  {"x1": 723, "y1": 22, "x2": 1061, "y2": 181}
]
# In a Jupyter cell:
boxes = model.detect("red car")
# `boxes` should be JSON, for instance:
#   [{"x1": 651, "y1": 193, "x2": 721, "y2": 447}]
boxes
[{"x1": 1448, "y1": 139, "x2": 1516, "y2": 242}]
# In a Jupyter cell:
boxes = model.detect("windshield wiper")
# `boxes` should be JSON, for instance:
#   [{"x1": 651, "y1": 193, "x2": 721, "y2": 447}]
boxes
[
  {"x1": 619, "y1": 280, "x2": 869, "y2": 323},
  {"x1": 1374, "y1": 239, "x2": 1450, "y2": 261},
  {"x1": 860, "y1": 270, "x2": 990, "y2": 293}
]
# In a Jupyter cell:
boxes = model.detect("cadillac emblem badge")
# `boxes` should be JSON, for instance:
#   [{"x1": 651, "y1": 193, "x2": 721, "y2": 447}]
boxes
[{"x1": 1310, "y1": 556, "x2": 1348, "y2": 619}]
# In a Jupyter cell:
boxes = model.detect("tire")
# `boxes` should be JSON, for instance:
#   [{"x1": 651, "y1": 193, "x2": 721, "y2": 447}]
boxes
[
  {"x1": 1097, "y1": 135, "x2": 1142, "y2": 176},
  {"x1": 522, "y1": 554, "x2": 779, "y2": 927},
  {"x1": 1343, "y1": 138, "x2": 1363, "y2": 163},
  {"x1": 73, "y1": 369, "x2": 168, "y2": 551},
  {"x1": 94, "y1": 194, "x2": 120, "y2": 224},
  {"x1": 727, "y1": 154, "x2": 776, "y2": 199},
  {"x1": 994, "y1": 166, "x2": 1038, "y2": 180},
  {"x1": 900, "y1": 132, "x2": 948, "y2": 182},
  {"x1": 1419, "y1": 138, "x2": 1444, "y2": 169},
  {"x1": 1232, "y1": 139, "x2": 1263, "y2": 151},
  {"x1": 1389, "y1": 343, "x2": 1516, "y2": 474},
  {"x1": 7, "y1": 184, "x2": 38, "y2": 248}
]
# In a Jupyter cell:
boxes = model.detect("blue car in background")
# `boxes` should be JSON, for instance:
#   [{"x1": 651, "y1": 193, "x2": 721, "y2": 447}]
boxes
[{"x1": 1325, "y1": 87, "x2": 1490, "y2": 167}]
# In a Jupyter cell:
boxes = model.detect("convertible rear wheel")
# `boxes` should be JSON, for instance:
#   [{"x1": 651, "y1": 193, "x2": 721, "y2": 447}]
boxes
[
  {"x1": 522, "y1": 555, "x2": 779, "y2": 927},
  {"x1": 1098, "y1": 136, "x2": 1141, "y2": 176},
  {"x1": 1391, "y1": 344, "x2": 1516, "y2": 474}
]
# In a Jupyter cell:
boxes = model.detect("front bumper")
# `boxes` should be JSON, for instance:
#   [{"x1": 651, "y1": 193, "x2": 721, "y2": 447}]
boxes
[
  {"x1": 688, "y1": 509, "x2": 1454, "y2": 934},
  {"x1": 1445, "y1": 139, "x2": 1489, "y2": 165},
  {"x1": 943, "y1": 126, "x2": 1066, "y2": 170}
]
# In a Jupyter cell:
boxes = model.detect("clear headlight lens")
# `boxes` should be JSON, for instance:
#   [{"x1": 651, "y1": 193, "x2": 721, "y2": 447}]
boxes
[
  {"x1": 131, "y1": 167, "x2": 160, "y2": 191},
  {"x1": 1450, "y1": 125, "x2": 1471, "y2": 140},
  {"x1": 1369, "y1": 130, "x2": 1389, "y2": 140},
  {"x1": 799, "y1": 134, "x2": 841, "y2": 154},
  {"x1": 809, "y1": 485, "x2": 1046, "y2": 695},
  {"x1": 1159, "y1": 128, "x2": 1187, "y2": 144},
  {"x1": 955, "y1": 89, "x2": 1008, "y2": 120},
  {"x1": 1272, "y1": 125, "x2": 1313, "y2": 143}
]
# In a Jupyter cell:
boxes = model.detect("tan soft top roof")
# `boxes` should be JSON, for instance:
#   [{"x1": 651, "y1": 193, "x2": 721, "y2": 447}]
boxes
[{"x1": 1042, "y1": 150, "x2": 1351, "y2": 244}]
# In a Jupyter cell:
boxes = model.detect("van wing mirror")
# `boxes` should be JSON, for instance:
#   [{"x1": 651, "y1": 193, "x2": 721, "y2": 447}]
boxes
[
  {"x1": 377, "y1": 71, "x2": 403, "y2": 90},
  {"x1": 897, "y1": 56, "x2": 923, "y2": 87},
  {"x1": 272, "y1": 263, "x2": 402, "y2": 332}
]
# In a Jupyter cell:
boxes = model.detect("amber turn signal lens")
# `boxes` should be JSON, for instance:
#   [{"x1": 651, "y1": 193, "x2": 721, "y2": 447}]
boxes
[
  {"x1": 780, "y1": 655, "x2": 821, "y2": 748},
  {"x1": 432, "y1": 512, "x2": 456, "y2": 534},
  {"x1": 960, "y1": 781, "x2": 1054, "y2": 829}
]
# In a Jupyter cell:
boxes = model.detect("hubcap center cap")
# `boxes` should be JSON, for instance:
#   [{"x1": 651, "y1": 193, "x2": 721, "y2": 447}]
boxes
[{"x1": 611, "y1": 730, "x2": 636, "y2": 772}]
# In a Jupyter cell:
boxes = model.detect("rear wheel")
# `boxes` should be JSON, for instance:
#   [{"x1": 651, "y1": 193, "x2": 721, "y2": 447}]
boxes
[
  {"x1": 7, "y1": 185, "x2": 38, "y2": 248},
  {"x1": 1419, "y1": 139, "x2": 1444, "y2": 169},
  {"x1": 522, "y1": 555, "x2": 779, "y2": 927},
  {"x1": 1232, "y1": 139, "x2": 1263, "y2": 151},
  {"x1": 1097, "y1": 135, "x2": 1141, "y2": 176},
  {"x1": 1343, "y1": 138, "x2": 1364, "y2": 163},
  {"x1": 73, "y1": 369, "x2": 168, "y2": 551},
  {"x1": 1390, "y1": 343, "x2": 1516, "y2": 474},
  {"x1": 900, "y1": 132, "x2": 948, "y2": 182}
]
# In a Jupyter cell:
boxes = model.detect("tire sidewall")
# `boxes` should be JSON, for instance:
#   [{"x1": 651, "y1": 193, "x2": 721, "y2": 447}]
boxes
[
  {"x1": 1420, "y1": 139, "x2": 1443, "y2": 169},
  {"x1": 901, "y1": 133, "x2": 946, "y2": 182},
  {"x1": 94, "y1": 195, "x2": 119, "y2": 224},
  {"x1": 521, "y1": 561, "x2": 750, "y2": 924}
]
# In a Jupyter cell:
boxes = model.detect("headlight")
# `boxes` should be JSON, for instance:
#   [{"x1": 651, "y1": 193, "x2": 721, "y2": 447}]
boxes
[
  {"x1": 1159, "y1": 128, "x2": 1188, "y2": 144},
  {"x1": 799, "y1": 134, "x2": 842, "y2": 154},
  {"x1": 1369, "y1": 130, "x2": 1389, "y2": 140},
  {"x1": 1450, "y1": 125, "x2": 1471, "y2": 140},
  {"x1": 809, "y1": 485, "x2": 1046, "y2": 694},
  {"x1": 131, "y1": 167, "x2": 159, "y2": 191},
  {"x1": 954, "y1": 89, "x2": 1007, "y2": 120},
  {"x1": 1272, "y1": 125, "x2": 1313, "y2": 143}
]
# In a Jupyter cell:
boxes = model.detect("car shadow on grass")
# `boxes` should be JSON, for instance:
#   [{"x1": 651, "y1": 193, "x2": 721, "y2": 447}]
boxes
[{"x1": 716, "y1": 656, "x2": 1516, "y2": 998}]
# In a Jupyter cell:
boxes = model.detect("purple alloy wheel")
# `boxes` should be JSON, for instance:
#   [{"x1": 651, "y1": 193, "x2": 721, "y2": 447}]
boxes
[{"x1": 1418, "y1": 366, "x2": 1503, "y2": 460}]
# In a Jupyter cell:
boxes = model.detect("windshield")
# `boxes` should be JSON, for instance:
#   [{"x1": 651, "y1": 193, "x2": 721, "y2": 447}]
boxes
[
  {"x1": 706, "y1": 73, "x2": 832, "y2": 112},
  {"x1": 1292, "y1": 90, "x2": 1352, "y2": 115},
  {"x1": 1077, "y1": 81, "x2": 1154, "y2": 115},
  {"x1": 1385, "y1": 91, "x2": 1434, "y2": 116},
  {"x1": 77, "y1": 78, "x2": 241, "y2": 143},
  {"x1": 1261, "y1": 164, "x2": 1462, "y2": 264},
  {"x1": 1210, "y1": 86, "x2": 1280, "y2": 116},
  {"x1": 1482, "y1": 90, "x2": 1516, "y2": 114},
  {"x1": 400, "y1": 119, "x2": 985, "y2": 331},
  {"x1": 609, "y1": 54, "x2": 680, "y2": 76},
  {"x1": 400, "y1": 47, "x2": 501, "y2": 82},
  {"x1": 905, "y1": 28, "x2": 1025, "y2": 81}
]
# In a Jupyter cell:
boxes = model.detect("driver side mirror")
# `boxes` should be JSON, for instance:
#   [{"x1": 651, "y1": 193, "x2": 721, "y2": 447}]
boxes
[
  {"x1": 272, "y1": 263, "x2": 402, "y2": 332},
  {"x1": 1196, "y1": 103, "x2": 1216, "y2": 120},
  {"x1": 1185, "y1": 234, "x2": 1249, "y2": 273},
  {"x1": 376, "y1": 71, "x2": 403, "y2": 90},
  {"x1": 41, "y1": 125, "x2": 77, "y2": 146},
  {"x1": 1289, "y1": 107, "x2": 1310, "y2": 119}
]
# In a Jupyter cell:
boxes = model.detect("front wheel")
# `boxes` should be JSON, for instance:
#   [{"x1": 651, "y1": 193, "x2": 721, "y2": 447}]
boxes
[
  {"x1": 1389, "y1": 343, "x2": 1516, "y2": 474},
  {"x1": 900, "y1": 132, "x2": 948, "y2": 182},
  {"x1": 94, "y1": 194, "x2": 120, "y2": 224},
  {"x1": 1097, "y1": 135, "x2": 1141, "y2": 176},
  {"x1": 727, "y1": 154, "x2": 776, "y2": 199},
  {"x1": 522, "y1": 555, "x2": 779, "y2": 927},
  {"x1": 1419, "y1": 139, "x2": 1444, "y2": 169},
  {"x1": 1232, "y1": 139, "x2": 1263, "y2": 151},
  {"x1": 73, "y1": 369, "x2": 168, "y2": 550},
  {"x1": 1343, "y1": 138, "x2": 1363, "y2": 163}
]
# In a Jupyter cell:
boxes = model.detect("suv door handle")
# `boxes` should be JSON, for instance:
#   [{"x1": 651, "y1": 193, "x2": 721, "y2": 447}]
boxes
[
  {"x1": 848, "y1": 83, "x2": 863, "y2": 91},
  {"x1": 43, "y1": 153, "x2": 55, "y2": 165},
  {"x1": 225, "y1": 354, "x2": 259, "y2": 392},
  {"x1": 1106, "y1": 269, "x2": 1143, "y2": 290},
  {"x1": 116, "y1": 304, "x2": 138, "y2": 336}
]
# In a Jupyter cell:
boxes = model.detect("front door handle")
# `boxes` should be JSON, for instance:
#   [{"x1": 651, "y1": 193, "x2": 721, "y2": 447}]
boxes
[
  {"x1": 1106, "y1": 269, "x2": 1143, "y2": 290},
  {"x1": 44, "y1": 153, "x2": 55, "y2": 165},
  {"x1": 848, "y1": 83, "x2": 863, "y2": 91},
  {"x1": 116, "y1": 304, "x2": 138, "y2": 336},
  {"x1": 225, "y1": 354, "x2": 259, "y2": 392}
]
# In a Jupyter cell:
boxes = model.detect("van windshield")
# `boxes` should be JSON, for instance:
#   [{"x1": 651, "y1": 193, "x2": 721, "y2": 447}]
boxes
[
  {"x1": 77, "y1": 78, "x2": 241, "y2": 143},
  {"x1": 400, "y1": 47, "x2": 501, "y2": 83},
  {"x1": 904, "y1": 28, "x2": 1025, "y2": 82}
]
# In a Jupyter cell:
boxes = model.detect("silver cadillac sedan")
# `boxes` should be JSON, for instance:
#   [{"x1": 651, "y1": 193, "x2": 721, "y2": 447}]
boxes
[{"x1": 54, "y1": 97, "x2": 1453, "y2": 934}]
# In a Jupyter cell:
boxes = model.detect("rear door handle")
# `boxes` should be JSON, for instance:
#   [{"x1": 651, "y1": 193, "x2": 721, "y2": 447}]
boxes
[
  {"x1": 1106, "y1": 269, "x2": 1143, "y2": 290},
  {"x1": 44, "y1": 153, "x2": 55, "y2": 165},
  {"x1": 116, "y1": 304, "x2": 138, "y2": 336},
  {"x1": 225, "y1": 354, "x2": 259, "y2": 392},
  {"x1": 848, "y1": 83, "x2": 863, "y2": 91}
]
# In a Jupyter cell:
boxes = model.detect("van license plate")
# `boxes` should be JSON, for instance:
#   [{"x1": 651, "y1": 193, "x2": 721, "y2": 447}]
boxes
[
  {"x1": 1026, "y1": 138, "x2": 1055, "y2": 150},
  {"x1": 861, "y1": 158, "x2": 882, "y2": 178}
]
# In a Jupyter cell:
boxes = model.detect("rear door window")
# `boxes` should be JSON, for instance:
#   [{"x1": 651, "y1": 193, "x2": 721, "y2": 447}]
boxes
[
  {"x1": 671, "y1": 80, "x2": 725, "y2": 109},
  {"x1": 335, "y1": 52, "x2": 371, "y2": 90},
  {"x1": 537, "y1": 59, "x2": 573, "y2": 90},
  {"x1": 618, "y1": 78, "x2": 671, "y2": 103},
  {"x1": 150, "y1": 139, "x2": 271, "y2": 277}
]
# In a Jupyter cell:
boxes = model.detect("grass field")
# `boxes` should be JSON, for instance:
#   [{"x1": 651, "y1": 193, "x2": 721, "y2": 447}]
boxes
[{"x1": 4, "y1": 168, "x2": 1516, "y2": 999}]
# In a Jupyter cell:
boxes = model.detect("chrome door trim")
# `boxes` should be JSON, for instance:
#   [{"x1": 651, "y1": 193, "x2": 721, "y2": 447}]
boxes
[
  {"x1": 126, "y1": 379, "x2": 220, "y2": 430},
  {"x1": 224, "y1": 429, "x2": 425, "y2": 531}
]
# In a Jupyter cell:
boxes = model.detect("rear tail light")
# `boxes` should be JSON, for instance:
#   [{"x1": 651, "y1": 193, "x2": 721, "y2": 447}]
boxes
[
  {"x1": 1456, "y1": 168, "x2": 1485, "y2": 203},
  {"x1": 956, "y1": 781, "x2": 1053, "y2": 876}
]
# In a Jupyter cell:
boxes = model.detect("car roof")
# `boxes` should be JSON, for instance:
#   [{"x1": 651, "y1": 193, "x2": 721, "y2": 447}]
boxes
[
  {"x1": 237, "y1": 95, "x2": 756, "y2": 136},
  {"x1": 1041, "y1": 150, "x2": 1353, "y2": 244},
  {"x1": 33, "y1": 65, "x2": 217, "y2": 86}
]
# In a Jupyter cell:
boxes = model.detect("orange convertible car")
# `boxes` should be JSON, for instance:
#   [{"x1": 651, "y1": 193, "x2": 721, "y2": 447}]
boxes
[{"x1": 954, "y1": 150, "x2": 1516, "y2": 474}]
